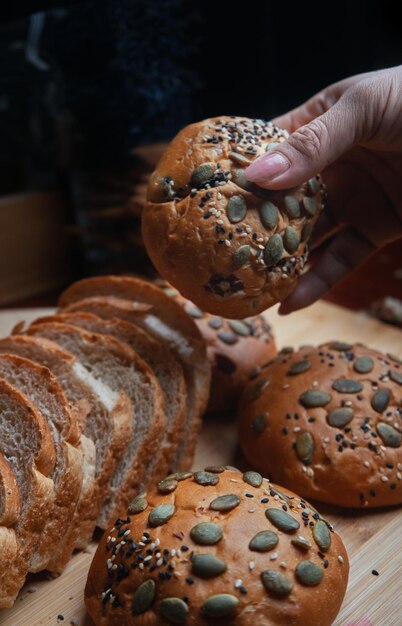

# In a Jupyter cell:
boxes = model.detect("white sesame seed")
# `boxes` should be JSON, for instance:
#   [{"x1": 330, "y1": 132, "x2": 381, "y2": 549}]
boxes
[
  {"x1": 240, "y1": 232, "x2": 248, "y2": 237},
  {"x1": 312, "y1": 380, "x2": 318, "y2": 387},
  {"x1": 258, "y1": 244, "x2": 265, "y2": 250},
  {"x1": 338, "y1": 555, "x2": 344, "y2": 564},
  {"x1": 217, "y1": 219, "x2": 224, "y2": 224},
  {"x1": 302, "y1": 466, "x2": 307, "y2": 473},
  {"x1": 171, "y1": 549, "x2": 176, "y2": 557},
  {"x1": 323, "y1": 437, "x2": 330, "y2": 443},
  {"x1": 215, "y1": 211, "x2": 221, "y2": 217},
  {"x1": 230, "y1": 478, "x2": 240, "y2": 483},
  {"x1": 139, "y1": 541, "x2": 145, "y2": 547},
  {"x1": 156, "y1": 552, "x2": 161, "y2": 559},
  {"x1": 279, "y1": 561, "x2": 287, "y2": 569},
  {"x1": 381, "y1": 376, "x2": 390, "y2": 383},
  {"x1": 217, "y1": 192, "x2": 222, "y2": 200},
  {"x1": 177, "y1": 550, "x2": 182, "y2": 558},
  {"x1": 110, "y1": 537, "x2": 116, "y2": 543},
  {"x1": 344, "y1": 401, "x2": 353, "y2": 407},
  {"x1": 156, "y1": 558, "x2": 164, "y2": 567},
  {"x1": 352, "y1": 435, "x2": 359, "y2": 442},
  {"x1": 107, "y1": 536, "x2": 111, "y2": 542},
  {"x1": 282, "y1": 274, "x2": 288, "y2": 279},
  {"x1": 124, "y1": 529, "x2": 130, "y2": 536},
  {"x1": 224, "y1": 240, "x2": 231, "y2": 247},
  {"x1": 381, "y1": 475, "x2": 389, "y2": 482},
  {"x1": 249, "y1": 561, "x2": 255, "y2": 571},
  {"x1": 144, "y1": 556, "x2": 152, "y2": 563},
  {"x1": 273, "y1": 494, "x2": 279, "y2": 500},
  {"x1": 293, "y1": 426, "x2": 301, "y2": 433},
  {"x1": 112, "y1": 564, "x2": 118, "y2": 570},
  {"x1": 397, "y1": 463, "x2": 402, "y2": 471},
  {"x1": 150, "y1": 543, "x2": 156, "y2": 550},
  {"x1": 139, "y1": 563, "x2": 144, "y2": 570},
  {"x1": 248, "y1": 507, "x2": 256, "y2": 513},
  {"x1": 270, "y1": 553, "x2": 278, "y2": 560},
  {"x1": 235, "y1": 579, "x2": 243, "y2": 588},
  {"x1": 364, "y1": 461, "x2": 370, "y2": 468},
  {"x1": 397, "y1": 472, "x2": 402, "y2": 480},
  {"x1": 306, "y1": 467, "x2": 314, "y2": 477},
  {"x1": 155, "y1": 538, "x2": 160, "y2": 546}
]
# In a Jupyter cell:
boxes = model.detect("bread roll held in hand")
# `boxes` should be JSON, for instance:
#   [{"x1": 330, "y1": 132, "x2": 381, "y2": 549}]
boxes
[
  {"x1": 142, "y1": 116, "x2": 325, "y2": 318},
  {"x1": 158, "y1": 280, "x2": 277, "y2": 413},
  {"x1": 238, "y1": 342, "x2": 402, "y2": 508},
  {"x1": 85, "y1": 468, "x2": 348, "y2": 626}
]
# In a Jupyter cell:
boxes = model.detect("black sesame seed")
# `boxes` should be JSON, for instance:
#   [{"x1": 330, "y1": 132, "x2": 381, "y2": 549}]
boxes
[
  {"x1": 186, "y1": 577, "x2": 194, "y2": 585},
  {"x1": 324, "y1": 560, "x2": 329, "y2": 568},
  {"x1": 372, "y1": 569, "x2": 379, "y2": 576},
  {"x1": 261, "y1": 498, "x2": 269, "y2": 503}
]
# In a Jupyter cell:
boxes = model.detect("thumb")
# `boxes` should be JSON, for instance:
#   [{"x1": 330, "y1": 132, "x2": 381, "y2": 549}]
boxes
[{"x1": 245, "y1": 91, "x2": 364, "y2": 189}]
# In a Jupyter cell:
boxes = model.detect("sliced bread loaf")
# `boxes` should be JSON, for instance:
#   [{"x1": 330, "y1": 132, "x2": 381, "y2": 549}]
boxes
[
  {"x1": 0, "y1": 380, "x2": 55, "y2": 607},
  {"x1": 0, "y1": 354, "x2": 84, "y2": 573},
  {"x1": 59, "y1": 276, "x2": 211, "y2": 470},
  {"x1": 0, "y1": 334, "x2": 129, "y2": 552},
  {"x1": 25, "y1": 321, "x2": 166, "y2": 528}
]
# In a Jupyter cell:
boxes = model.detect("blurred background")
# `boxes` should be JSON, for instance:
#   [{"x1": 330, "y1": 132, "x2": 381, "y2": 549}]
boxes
[{"x1": 0, "y1": 0, "x2": 401, "y2": 322}]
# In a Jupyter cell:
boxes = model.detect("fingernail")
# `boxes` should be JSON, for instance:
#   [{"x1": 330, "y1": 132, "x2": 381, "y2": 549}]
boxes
[{"x1": 245, "y1": 152, "x2": 290, "y2": 183}]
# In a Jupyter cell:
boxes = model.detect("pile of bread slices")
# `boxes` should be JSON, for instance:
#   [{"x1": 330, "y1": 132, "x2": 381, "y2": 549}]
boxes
[{"x1": 0, "y1": 275, "x2": 219, "y2": 608}]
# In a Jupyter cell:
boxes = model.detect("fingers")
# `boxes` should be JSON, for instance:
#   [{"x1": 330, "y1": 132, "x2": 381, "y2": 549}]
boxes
[
  {"x1": 278, "y1": 228, "x2": 375, "y2": 314},
  {"x1": 246, "y1": 90, "x2": 366, "y2": 190}
]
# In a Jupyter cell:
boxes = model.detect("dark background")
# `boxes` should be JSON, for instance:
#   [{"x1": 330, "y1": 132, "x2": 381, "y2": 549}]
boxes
[{"x1": 0, "y1": 0, "x2": 401, "y2": 295}]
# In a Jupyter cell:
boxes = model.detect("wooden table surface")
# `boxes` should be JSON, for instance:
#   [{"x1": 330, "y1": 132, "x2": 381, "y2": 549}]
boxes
[{"x1": 0, "y1": 301, "x2": 401, "y2": 626}]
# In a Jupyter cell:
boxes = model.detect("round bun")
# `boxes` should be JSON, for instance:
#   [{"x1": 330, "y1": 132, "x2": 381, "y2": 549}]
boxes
[
  {"x1": 142, "y1": 116, "x2": 325, "y2": 318},
  {"x1": 238, "y1": 342, "x2": 402, "y2": 508},
  {"x1": 85, "y1": 468, "x2": 348, "y2": 626},
  {"x1": 157, "y1": 280, "x2": 277, "y2": 413}
]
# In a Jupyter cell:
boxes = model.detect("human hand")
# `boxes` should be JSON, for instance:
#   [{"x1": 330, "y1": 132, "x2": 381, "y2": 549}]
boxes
[{"x1": 245, "y1": 66, "x2": 402, "y2": 314}]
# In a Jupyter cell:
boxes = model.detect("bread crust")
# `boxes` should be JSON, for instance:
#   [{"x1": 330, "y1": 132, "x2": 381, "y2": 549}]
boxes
[
  {"x1": 142, "y1": 116, "x2": 325, "y2": 318},
  {"x1": 85, "y1": 468, "x2": 348, "y2": 626},
  {"x1": 0, "y1": 452, "x2": 20, "y2": 527},
  {"x1": 238, "y1": 342, "x2": 402, "y2": 507}
]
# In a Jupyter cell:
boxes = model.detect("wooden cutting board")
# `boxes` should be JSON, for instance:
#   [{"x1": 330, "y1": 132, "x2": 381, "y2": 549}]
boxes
[{"x1": 0, "y1": 301, "x2": 401, "y2": 626}]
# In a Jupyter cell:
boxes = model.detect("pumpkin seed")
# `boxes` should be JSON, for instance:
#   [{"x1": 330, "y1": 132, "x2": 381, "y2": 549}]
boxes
[
  {"x1": 329, "y1": 341, "x2": 353, "y2": 351},
  {"x1": 260, "y1": 201, "x2": 279, "y2": 230},
  {"x1": 251, "y1": 412, "x2": 268, "y2": 434},
  {"x1": 266, "y1": 508, "x2": 300, "y2": 532},
  {"x1": 225, "y1": 465, "x2": 241, "y2": 472},
  {"x1": 228, "y1": 320, "x2": 251, "y2": 336},
  {"x1": 201, "y1": 594, "x2": 239, "y2": 618},
  {"x1": 226, "y1": 195, "x2": 247, "y2": 223},
  {"x1": 299, "y1": 390, "x2": 331, "y2": 408},
  {"x1": 204, "y1": 465, "x2": 225, "y2": 473},
  {"x1": 194, "y1": 471, "x2": 220, "y2": 486},
  {"x1": 232, "y1": 167, "x2": 254, "y2": 190},
  {"x1": 249, "y1": 530, "x2": 278, "y2": 552},
  {"x1": 332, "y1": 379, "x2": 363, "y2": 393},
  {"x1": 208, "y1": 316, "x2": 223, "y2": 330},
  {"x1": 283, "y1": 226, "x2": 300, "y2": 254},
  {"x1": 261, "y1": 570, "x2": 293, "y2": 597},
  {"x1": 327, "y1": 407, "x2": 354, "y2": 428},
  {"x1": 191, "y1": 162, "x2": 215, "y2": 187},
  {"x1": 244, "y1": 378, "x2": 269, "y2": 402},
  {"x1": 295, "y1": 560, "x2": 324, "y2": 586},
  {"x1": 291, "y1": 536, "x2": 312, "y2": 550},
  {"x1": 265, "y1": 141, "x2": 280, "y2": 152},
  {"x1": 160, "y1": 597, "x2": 189, "y2": 624},
  {"x1": 301, "y1": 221, "x2": 313, "y2": 242},
  {"x1": 232, "y1": 245, "x2": 251, "y2": 269},
  {"x1": 190, "y1": 522, "x2": 223, "y2": 545},
  {"x1": 295, "y1": 432, "x2": 314, "y2": 463},
  {"x1": 354, "y1": 357, "x2": 374, "y2": 374},
  {"x1": 157, "y1": 478, "x2": 178, "y2": 494},
  {"x1": 264, "y1": 234, "x2": 283, "y2": 266},
  {"x1": 191, "y1": 554, "x2": 227, "y2": 578},
  {"x1": 132, "y1": 579, "x2": 156, "y2": 614},
  {"x1": 287, "y1": 359, "x2": 312, "y2": 375},
  {"x1": 128, "y1": 492, "x2": 148, "y2": 514},
  {"x1": 184, "y1": 303, "x2": 203, "y2": 319},
  {"x1": 303, "y1": 197, "x2": 318, "y2": 216},
  {"x1": 313, "y1": 520, "x2": 332, "y2": 550},
  {"x1": 284, "y1": 195, "x2": 300, "y2": 219},
  {"x1": 172, "y1": 472, "x2": 193, "y2": 481},
  {"x1": 229, "y1": 151, "x2": 252, "y2": 167},
  {"x1": 243, "y1": 470, "x2": 263, "y2": 487},
  {"x1": 308, "y1": 177, "x2": 320, "y2": 194},
  {"x1": 371, "y1": 389, "x2": 390, "y2": 413},
  {"x1": 210, "y1": 494, "x2": 240, "y2": 512},
  {"x1": 148, "y1": 503, "x2": 175, "y2": 527},
  {"x1": 217, "y1": 331, "x2": 238, "y2": 345},
  {"x1": 389, "y1": 370, "x2": 402, "y2": 385},
  {"x1": 376, "y1": 423, "x2": 402, "y2": 448}
]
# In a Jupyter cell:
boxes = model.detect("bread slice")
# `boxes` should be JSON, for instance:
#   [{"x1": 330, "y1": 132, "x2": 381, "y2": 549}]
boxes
[
  {"x1": 59, "y1": 275, "x2": 211, "y2": 470},
  {"x1": 0, "y1": 380, "x2": 55, "y2": 607},
  {"x1": 0, "y1": 334, "x2": 129, "y2": 553},
  {"x1": 0, "y1": 354, "x2": 84, "y2": 573},
  {"x1": 0, "y1": 452, "x2": 20, "y2": 589},
  {"x1": 25, "y1": 321, "x2": 166, "y2": 528},
  {"x1": 35, "y1": 310, "x2": 187, "y2": 486}
]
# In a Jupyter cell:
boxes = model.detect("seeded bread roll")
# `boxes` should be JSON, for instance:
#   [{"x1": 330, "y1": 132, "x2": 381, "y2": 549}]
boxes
[
  {"x1": 158, "y1": 280, "x2": 277, "y2": 413},
  {"x1": 142, "y1": 115, "x2": 325, "y2": 318},
  {"x1": 238, "y1": 342, "x2": 402, "y2": 508},
  {"x1": 85, "y1": 468, "x2": 348, "y2": 626}
]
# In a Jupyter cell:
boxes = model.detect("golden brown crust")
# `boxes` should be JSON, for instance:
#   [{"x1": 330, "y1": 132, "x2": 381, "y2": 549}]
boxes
[
  {"x1": 238, "y1": 343, "x2": 402, "y2": 507},
  {"x1": 85, "y1": 468, "x2": 348, "y2": 626},
  {"x1": 142, "y1": 116, "x2": 325, "y2": 318},
  {"x1": 0, "y1": 453, "x2": 20, "y2": 526},
  {"x1": 157, "y1": 280, "x2": 277, "y2": 413}
]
